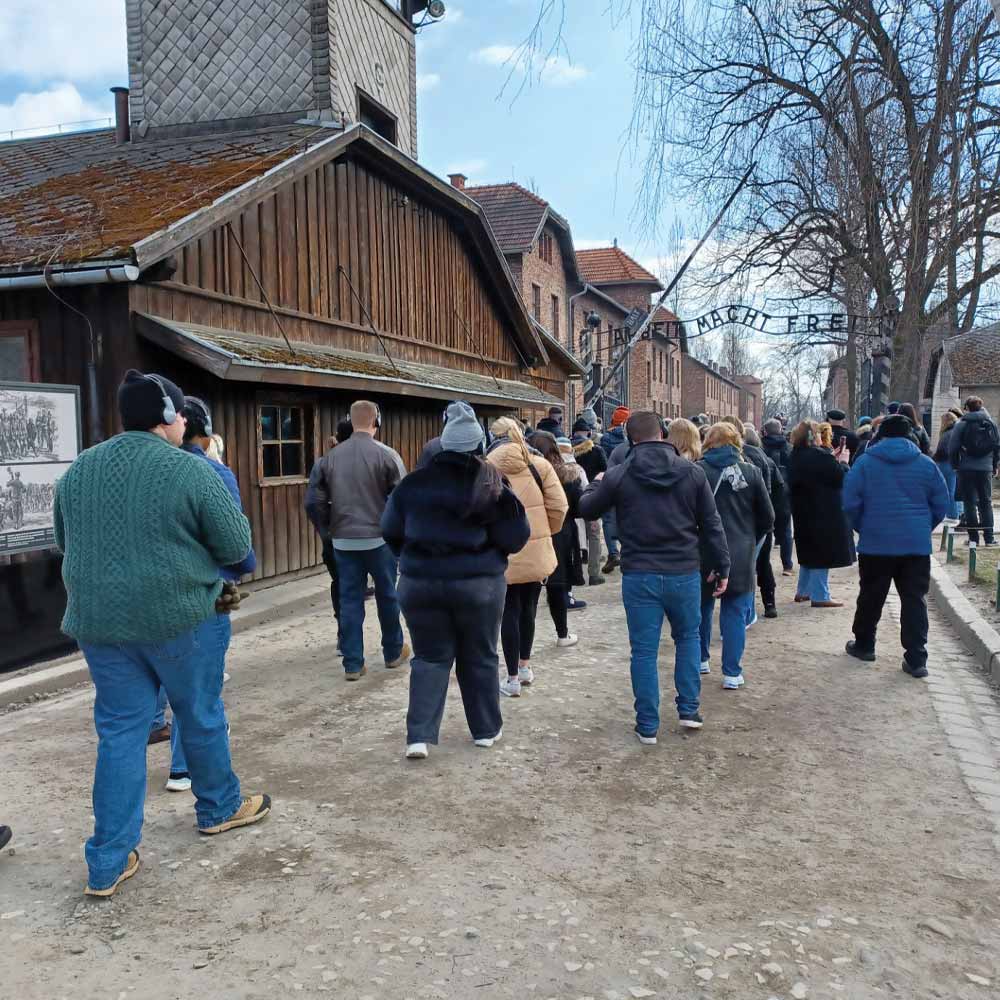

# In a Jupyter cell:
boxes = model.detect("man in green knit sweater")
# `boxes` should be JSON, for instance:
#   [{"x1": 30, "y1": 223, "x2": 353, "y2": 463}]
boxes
[{"x1": 54, "y1": 369, "x2": 272, "y2": 897}]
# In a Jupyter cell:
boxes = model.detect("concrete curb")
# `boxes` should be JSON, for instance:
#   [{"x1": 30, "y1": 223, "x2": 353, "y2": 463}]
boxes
[
  {"x1": 929, "y1": 555, "x2": 1000, "y2": 686},
  {"x1": 0, "y1": 572, "x2": 330, "y2": 710}
]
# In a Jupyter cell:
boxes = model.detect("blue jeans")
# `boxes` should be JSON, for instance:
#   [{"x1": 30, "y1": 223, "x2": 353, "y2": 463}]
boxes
[
  {"x1": 151, "y1": 687, "x2": 167, "y2": 731},
  {"x1": 602, "y1": 510, "x2": 619, "y2": 558},
  {"x1": 334, "y1": 544, "x2": 404, "y2": 675},
  {"x1": 700, "y1": 591, "x2": 754, "y2": 677},
  {"x1": 622, "y1": 571, "x2": 702, "y2": 735},
  {"x1": 797, "y1": 567, "x2": 830, "y2": 602},
  {"x1": 80, "y1": 615, "x2": 240, "y2": 890},
  {"x1": 936, "y1": 461, "x2": 960, "y2": 520}
]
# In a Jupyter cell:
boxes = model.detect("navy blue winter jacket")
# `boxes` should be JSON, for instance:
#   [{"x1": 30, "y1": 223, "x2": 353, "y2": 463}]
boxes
[
  {"x1": 600, "y1": 425, "x2": 627, "y2": 461},
  {"x1": 380, "y1": 451, "x2": 530, "y2": 579},
  {"x1": 843, "y1": 438, "x2": 950, "y2": 556}
]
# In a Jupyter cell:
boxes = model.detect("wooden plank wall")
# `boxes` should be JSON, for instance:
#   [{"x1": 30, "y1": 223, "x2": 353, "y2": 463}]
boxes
[{"x1": 168, "y1": 155, "x2": 532, "y2": 383}]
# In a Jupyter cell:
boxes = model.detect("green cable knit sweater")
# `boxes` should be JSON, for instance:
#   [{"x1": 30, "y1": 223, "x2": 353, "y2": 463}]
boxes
[{"x1": 54, "y1": 431, "x2": 252, "y2": 645}]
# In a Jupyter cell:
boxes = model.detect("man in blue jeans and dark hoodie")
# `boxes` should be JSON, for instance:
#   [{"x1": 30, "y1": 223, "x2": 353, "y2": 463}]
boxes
[
  {"x1": 580, "y1": 411, "x2": 730, "y2": 742},
  {"x1": 843, "y1": 414, "x2": 950, "y2": 678},
  {"x1": 54, "y1": 370, "x2": 271, "y2": 897}
]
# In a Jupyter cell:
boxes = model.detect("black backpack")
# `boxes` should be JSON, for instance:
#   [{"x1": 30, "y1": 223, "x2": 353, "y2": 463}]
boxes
[{"x1": 962, "y1": 419, "x2": 999, "y2": 458}]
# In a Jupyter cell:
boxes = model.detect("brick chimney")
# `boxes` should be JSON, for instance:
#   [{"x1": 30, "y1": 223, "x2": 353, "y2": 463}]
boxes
[{"x1": 448, "y1": 173, "x2": 467, "y2": 190}]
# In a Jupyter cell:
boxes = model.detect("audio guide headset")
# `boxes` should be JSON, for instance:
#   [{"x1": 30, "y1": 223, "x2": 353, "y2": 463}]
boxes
[
  {"x1": 142, "y1": 373, "x2": 177, "y2": 425},
  {"x1": 181, "y1": 396, "x2": 213, "y2": 436},
  {"x1": 374, "y1": 402, "x2": 382, "y2": 429}
]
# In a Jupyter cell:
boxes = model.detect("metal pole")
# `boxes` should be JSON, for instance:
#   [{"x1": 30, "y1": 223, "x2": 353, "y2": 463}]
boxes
[
  {"x1": 995, "y1": 565, "x2": 1000, "y2": 612},
  {"x1": 968, "y1": 541, "x2": 977, "y2": 582},
  {"x1": 939, "y1": 524, "x2": 949, "y2": 552},
  {"x1": 947, "y1": 530, "x2": 955, "y2": 563},
  {"x1": 593, "y1": 163, "x2": 756, "y2": 404}
]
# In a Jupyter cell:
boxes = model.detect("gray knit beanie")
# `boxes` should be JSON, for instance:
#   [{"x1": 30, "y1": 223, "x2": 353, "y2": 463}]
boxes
[{"x1": 440, "y1": 401, "x2": 485, "y2": 453}]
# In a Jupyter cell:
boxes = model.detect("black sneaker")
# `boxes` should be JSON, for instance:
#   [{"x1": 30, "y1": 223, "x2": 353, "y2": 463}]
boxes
[
  {"x1": 679, "y1": 712, "x2": 704, "y2": 730},
  {"x1": 845, "y1": 640, "x2": 876, "y2": 662},
  {"x1": 983, "y1": 539, "x2": 998, "y2": 547},
  {"x1": 764, "y1": 604, "x2": 778, "y2": 619},
  {"x1": 602, "y1": 554, "x2": 620, "y2": 574},
  {"x1": 0, "y1": 825, "x2": 11, "y2": 851},
  {"x1": 902, "y1": 660, "x2": 929, "y2": 679},
  {"x1": 567, "y1": 597, "x2": 587, "y2": 611}
]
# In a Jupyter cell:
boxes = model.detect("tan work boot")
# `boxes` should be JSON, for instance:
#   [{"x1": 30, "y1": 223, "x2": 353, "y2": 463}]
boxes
[
  {"x1": 385, "y1": 643, "x2": 411, "y2": 669},
  {"x1": 199, "y1": 794, "x2": 272, "y2": 836},
  {"x1": 85, "y1": 850, "x2": 140, "y2": 897}
]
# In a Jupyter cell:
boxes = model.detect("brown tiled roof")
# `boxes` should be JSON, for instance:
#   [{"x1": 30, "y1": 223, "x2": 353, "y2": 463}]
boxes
[
  {"x1": 463, "y1": 182, "x2": 549, "y2": 253},
  {"x1": 932, "y1": 325, "x2": 1000, "y2": 392},
  {"x1": 651, "y1": 305, "x2": 679, "y2": 323},
  {"x1": 0, "y1": 123, "x2": 339, "y2": 267},
  {"x1": 577, "y1": 247, "x2": 663, "y2": 288},
  {"x1": 137, "y1": 314, "x2": 564, "y2": 408}
]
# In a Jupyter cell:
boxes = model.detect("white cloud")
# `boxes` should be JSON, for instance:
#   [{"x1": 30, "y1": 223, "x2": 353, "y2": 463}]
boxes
[
  {"x1": 417, "y1": 72, "x2": 441, "y2": 93},
  {"x1": 445, "y1": 158, "x2": 488, "y2": 178},
  {"x1": 474, "y1": 45, "x2": 588, "y2": 87},
  {"x1": 0, "y1": 1, "x2": 127, "y2": 82},
  {"x1": 0, "y1": 83, "x2": 109, "y2": 139}
]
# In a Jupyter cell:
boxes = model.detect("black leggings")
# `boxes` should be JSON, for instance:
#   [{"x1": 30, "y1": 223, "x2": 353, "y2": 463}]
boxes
[
  {"x1": 501, "y1": 582, "x2": 542, "y2": 676},
  {"x1": 545, "y1": 584, "x2": 568, "y2": 639}
]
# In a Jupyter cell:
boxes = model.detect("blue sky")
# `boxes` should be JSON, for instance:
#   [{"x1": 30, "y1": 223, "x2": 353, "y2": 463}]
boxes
[{"x1": 0, "y1": 1, "x2": 682, "y2": 269}]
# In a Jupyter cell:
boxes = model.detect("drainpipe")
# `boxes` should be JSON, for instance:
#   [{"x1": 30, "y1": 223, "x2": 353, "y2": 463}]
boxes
[
  {"x1": 111, "y1": 87, "x2": 130, "y2": 145},
  {"x1": 568, "y1": 286, "x2": 589, "y2": 422},
  {"x1": 0, "y1": 265, "x2": 139, "y2": 290}
]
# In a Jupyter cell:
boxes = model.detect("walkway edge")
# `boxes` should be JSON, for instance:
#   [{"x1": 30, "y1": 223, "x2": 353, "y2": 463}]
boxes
[
  {"x1": 929, "y1": 556, "x2": 1000, "y2": 686},
  {"x1": 0, "y1": 572, "x2": 329, "y2": 710}
]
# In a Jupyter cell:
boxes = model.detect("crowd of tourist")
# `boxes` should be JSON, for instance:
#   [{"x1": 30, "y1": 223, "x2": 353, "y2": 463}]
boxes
[{"x1": 8, "y1": 364, "x2": 997, "y2": 898}]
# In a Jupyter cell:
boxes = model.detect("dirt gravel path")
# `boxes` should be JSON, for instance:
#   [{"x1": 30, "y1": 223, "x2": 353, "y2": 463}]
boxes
[{"x1": 2, "y1": 560, "x2": 999, "y2": 999}]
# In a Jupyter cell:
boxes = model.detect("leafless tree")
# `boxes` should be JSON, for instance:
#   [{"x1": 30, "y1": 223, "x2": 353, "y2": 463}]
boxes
[{"x1": 519, "y1": 0, "x2": 1000, "y2": 405}]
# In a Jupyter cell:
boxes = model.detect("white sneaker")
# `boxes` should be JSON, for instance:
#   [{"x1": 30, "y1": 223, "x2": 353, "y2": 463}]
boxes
[
  {"x1": 518, "y1": 665, "x2": 534, "y2": 685},
  {"x1": 699, "y1": 661, "x2": 711, "y2": 674},
  {"x1": 223, "y1": 671, "x2": 231, "y2": 683},
  {"x1": 499, "y1": 677, "x2": 521, "y2": 698},
  {"x1": 556, "y1": 634, "x2": 579, "y2": 648},
  {"x1": 406, "y1": 743, "x2": 429, "y2": 759},
  {"x1": 722, "y1": 674, "x2": 745, "y2": 690},
  {"x1": 165, "y1": 773, "x2": 192, "y2": 792},
  {"x1": 635, "y1": 731, "x2": 658, "y2": 746},
  {"x1": 746, "y1": 609, "x2": 758, "y2": 628},
  {"x1": 474, "y1": 729, "x2": 502, "y2": 749}
]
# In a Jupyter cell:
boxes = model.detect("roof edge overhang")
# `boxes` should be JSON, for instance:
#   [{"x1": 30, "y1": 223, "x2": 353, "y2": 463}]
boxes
[
  {"x1": 129, "y1": 125, "x2": 548, "y2": 370},
  {"x1": 531, "y1": 319, "x2": 586, "y2": 377},
  {"x1": 135, "y1": 313, "x2": 562, "y2": 410}
]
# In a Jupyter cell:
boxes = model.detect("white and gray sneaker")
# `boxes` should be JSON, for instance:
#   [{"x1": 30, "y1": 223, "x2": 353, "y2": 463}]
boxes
[
  {"x1": 406, "y1": 743, "x2": 429, "y2": 759},
  {"x1": 165, "y1": 772, "x2": 192, "y2": 792},
  {"x1": 474, "y1": 729, "x2": 502, "y2": 749},
  {"x1": 556, "y1": 634, "x2": 579, "y2": 648},
  {"x1": 722, "y1": 674, "x2": 745, "y2": 690},
  {"x1": 499, "y1": 676, "x2": 522, "y2": 698},
  {"x1": 518, "y1": 665, "x2": 534, "y2": 685},
  {"x1": 635, "y1": 730, "x2": 658, "y2": 746},
  {"x1": 699, "y1": 661, "x2": 711, "y2": 674}
]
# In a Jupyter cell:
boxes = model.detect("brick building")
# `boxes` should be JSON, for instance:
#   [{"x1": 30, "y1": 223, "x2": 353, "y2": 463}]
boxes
[
  {"x1": 453, "y1": 177, "x2": 583, "y2": 414},
  {"x1": 682, "y1": 356, "x2": 745, "y2": 423},
  {"x1": 735, "y1": 374, "x2": 764, "y2": 427}
]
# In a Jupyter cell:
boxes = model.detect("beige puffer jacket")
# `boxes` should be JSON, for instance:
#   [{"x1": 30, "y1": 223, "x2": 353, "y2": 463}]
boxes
[{"x1": 487, "y1": 442, "x2": 568, "y2": 584}]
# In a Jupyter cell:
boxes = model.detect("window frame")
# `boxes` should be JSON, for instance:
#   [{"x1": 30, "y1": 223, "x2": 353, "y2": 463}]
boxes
[
  {"x1": 551, "y1": 294, "x2": 560, "y2": 339},
  {"x1": 256, "y1": 396, "x2": 317, "y2": 487},
  {"x1": 0, "y1": 320, "x2": 40, "y2": 382},
  {"x1": 531, "y1": 283, "x2": 542, "y2": 320},
  {"x1": 356, "y1": 87, "x2": 399, "y2": 146}
]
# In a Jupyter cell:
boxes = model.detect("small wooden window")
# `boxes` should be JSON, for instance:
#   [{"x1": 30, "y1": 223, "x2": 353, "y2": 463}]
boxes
[
  {"x1": 357, "y1": 89, "x2": 398, "y2": 145},
  {"x1": 258, "y1": 404, "x2": 311, "y2": 482},
  {"x1": 0, "y1": 321, "x2": 40, "y2": 382},
  {"x1": 539, "y1": 233, "x2": 554, "y2": 264},
  {"x1": 532, "y1": 283, "x2": 542, "y2": 320},
  {"x1": 551, "y1": 295, "x2": 560, "y2": 338}
]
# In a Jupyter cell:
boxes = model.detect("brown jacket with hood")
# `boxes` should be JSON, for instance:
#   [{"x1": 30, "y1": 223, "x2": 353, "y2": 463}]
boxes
[{"x1": 487, "y1": 442, "x2": 568, "y2": 584}]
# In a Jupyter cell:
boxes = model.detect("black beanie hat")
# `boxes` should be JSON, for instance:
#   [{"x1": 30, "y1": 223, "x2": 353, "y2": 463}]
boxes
[
  {"x1": 117, "y1": 369, "x2": 184, "y2": 431},
  {"x1": 572, "y1": 417, "x2": 590, "y2": 434},
  {"x1": 878, "y1": 414, "x2": 913, "y2": 439}
]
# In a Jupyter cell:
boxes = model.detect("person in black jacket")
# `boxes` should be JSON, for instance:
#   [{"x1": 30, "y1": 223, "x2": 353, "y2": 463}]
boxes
[
  {"x1": 698, "y1": 423, "x2": 774, "y2": 689},
  {"x1": 826, "y1": 409, "x2": 860, "y2": 459},
  {"x1": 580, "y1": 411, "x2": 730, "y2": 740},
  {"x1": 898, "y1": 403, "x2": 932, "y2": 455},
  {"x1": 572, "y1": 420, "x2": 608, "y2": 584},
  {"x1": 787, "y1": 420, "x2": 855, "y2": 607},
  {"x1": 761, "y1": 418, "x2": 794, "y2": 574},
  {"x1": 381, "y1": 403, "x2": 530, "y2": 760},
  {"x1": 744, "y1": 424, "x2": 787, "y2": 618},
  {"x1": 948, "y1": 396, "x2": 1000, "y2": 546},
  {"x1": 533, "y1": 432, "x2": 586, "y2": 645}
]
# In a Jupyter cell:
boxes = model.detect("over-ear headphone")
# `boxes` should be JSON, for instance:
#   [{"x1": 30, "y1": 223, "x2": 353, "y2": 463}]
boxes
[
  {"x1": 142, "y1": 373, "x2": 177, "y2": 425},
  {"x1": 374, "y1": 402, "x2": 382, "y2": 429},
  {"x1": 181, "y1": 396, "x2": 213, "y2": 436}
]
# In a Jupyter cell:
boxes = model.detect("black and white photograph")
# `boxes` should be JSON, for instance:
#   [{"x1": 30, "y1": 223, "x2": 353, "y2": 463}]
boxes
[{"x1": 0, "y1": 384, "x2": 79, "y2": 465}]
